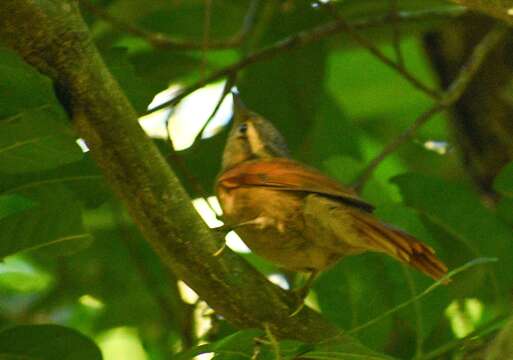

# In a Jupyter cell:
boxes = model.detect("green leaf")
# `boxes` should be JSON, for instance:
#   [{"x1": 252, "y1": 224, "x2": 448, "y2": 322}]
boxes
[
  {"x1": 0, "y1": 194, "x2": 33, "y2": 219},
  {"x1": 0, "y1": 185, "x2": 93, "y2": 259},
  {"x1": 494, "y1": 161, "x2": 513, "y2": 197},
  {"x1": 175, "y1": 329, "x2": 263, "y2": 360},
  {"x1": 178, "y1": 334, "x2": 395, "y2": 360},
  {"x1": 0, "y1": 324, "x2": 102, "y2": 360},
  {"x1": 304, "y1": 336, "x2": 397, "y2": 360},
  {"x1": 496, "y1": 198, "x2": 513, "y2": 226},
  {"x1": 0, "y1": 48, "x2": 55, "y2": 117},
  {"x1": 0, "y1": 256, "x2": 53, "y2": 293},
  {"x1": 103, "y1": 47, "x2": 162, "y2": 113},
  {"x1": 0, "y1": 155, "x2": 109, "y2": 209},
  {"x1": 238, "y1": 2, "x2": 329, "y2": 154},
  {"x1": 392, "y1": 173, "x2": 513, "y2": 301},
  {"x1": 139, "y1": 1, "x2": 246, "y2": 40},
  {"x1": 129, "y1": 50, "x2": 202, "y2": 90},
  {"x1": 315, "y1": 255, "x2": 395, "y2": 351},
  {"x1": 303, "y1": 93, "x2": 363, "y2": 167},
  {"x1": 0, "y1": 105, "x2": 83, "y2": 173}
]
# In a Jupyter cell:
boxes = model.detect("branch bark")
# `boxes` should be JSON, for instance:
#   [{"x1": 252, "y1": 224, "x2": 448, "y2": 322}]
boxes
[
  {"x1": 449, "y1": 0, "x2": 513, "y2": 24},
  {"x1": 0, "y1": 0, "x2": 342, "y2": 342},
  {"x1": 424, "y1": 15, "x2": 513, "y2": 194}
]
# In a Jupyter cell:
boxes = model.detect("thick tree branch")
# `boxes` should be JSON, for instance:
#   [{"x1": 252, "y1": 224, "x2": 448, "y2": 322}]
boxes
[
  {"x1": 449, "y1": 0, "x2": 513, "y2": 24},
  {"x1": 0, "y1": 0, "x2": 341, "y2": 342}
]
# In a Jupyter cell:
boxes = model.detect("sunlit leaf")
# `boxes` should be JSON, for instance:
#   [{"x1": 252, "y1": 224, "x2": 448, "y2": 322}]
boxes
[{"x1": 0, "y1": 255, "x2": 53, "y2": 293}]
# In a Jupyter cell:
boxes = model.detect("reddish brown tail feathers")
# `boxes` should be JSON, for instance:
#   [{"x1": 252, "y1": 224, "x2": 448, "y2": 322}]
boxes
[{"x1": 353, "y1": 213, "x2": 449, "y2": 282}]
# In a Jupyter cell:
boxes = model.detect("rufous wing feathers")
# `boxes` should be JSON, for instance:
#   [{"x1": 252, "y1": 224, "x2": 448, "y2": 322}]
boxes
[{"x1": 218, "y1": 158, "x2": 374, "y2": 212}]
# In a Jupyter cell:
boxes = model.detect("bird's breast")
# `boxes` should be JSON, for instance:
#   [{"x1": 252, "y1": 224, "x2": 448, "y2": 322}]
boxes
[
  {"x1": 216, "y1": 185, "x2": 303, "y2": 227},
  {"x1": 215, "y1": 184, "x2": 340, "y2": 272}
]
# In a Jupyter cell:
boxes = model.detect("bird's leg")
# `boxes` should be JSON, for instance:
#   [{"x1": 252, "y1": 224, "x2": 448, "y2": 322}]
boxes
[
  {"x1": 289, "y1": 270, "x2": 318, "y2": 317},
  {"x1": 295, "y1": 270, "x2": 319, "y2": 299},
  {"x1": 212, "y1": 215, "x2": 282, "y2": 256},
  {"x1": 215, "y1": 216, "x2": 277, "y2": 232}
]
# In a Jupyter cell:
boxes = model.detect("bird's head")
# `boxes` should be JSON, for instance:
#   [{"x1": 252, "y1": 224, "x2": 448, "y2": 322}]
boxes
[{"x1": 221, "y1": 93, "x2": 290, "y2": 170}]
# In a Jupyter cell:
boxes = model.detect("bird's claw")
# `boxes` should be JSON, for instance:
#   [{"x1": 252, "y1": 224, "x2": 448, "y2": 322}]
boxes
[
  {"x1": 288, "y1": 286, "x2": 310, "y2": 317},
  {"x1": 212, "y1": 241, "x2": 227, "y2": 257}
]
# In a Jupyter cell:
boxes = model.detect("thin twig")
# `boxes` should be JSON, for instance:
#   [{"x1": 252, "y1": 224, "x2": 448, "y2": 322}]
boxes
[
  {"x1": 166, "y1": 136, "x2": 219, "y2": 215},
  {"x1": 389, "y1": 0, "x2": 404, "y2": 67},
  {"x1": 194, "y1": 74, "x2": 238, "y2": 144},
  {"x1": 402, "y1": 266, "x2": 424, "y2": 358},
  {"x1": 201, "y1": 0, "x2": 212, "y2": 78},
  {"x1": 163, "y1": 107, "x2": 218, "y2": 215},
  {"x1": 264, "y1": 323, "x2": 281, "y2": 360},
  {"x1": 145, "y1": 7, "x2": 464, "y2": 115},
  {"x1": 347, "y1": 257, "x2": 497, "y2": 335},
  {"x1": 79, "y1": 0, "x2": 256, "y2": 50},
  {"x1": 323, "y1": 2, "x2": 439, "y2": 99},
  {"x1": 353, "y1": 104, "x2": 444, "y2": 192},
  {"x1": 352, "y1": 24, "x2": 508, "y2": 191}
]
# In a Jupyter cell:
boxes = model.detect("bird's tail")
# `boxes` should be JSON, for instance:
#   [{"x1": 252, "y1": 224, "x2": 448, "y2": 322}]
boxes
[{"x1": 351, "y1": 212, "x2": 449, "y2": 282}]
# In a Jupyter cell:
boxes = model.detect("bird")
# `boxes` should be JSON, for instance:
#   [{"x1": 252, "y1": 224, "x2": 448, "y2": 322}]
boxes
[{"x1": 215, "y1": 93, "x2": 449, "y2": 299}]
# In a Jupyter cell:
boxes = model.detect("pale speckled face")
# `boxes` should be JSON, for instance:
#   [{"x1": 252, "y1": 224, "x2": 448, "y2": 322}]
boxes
[{"x1": 221, "y1": 112, "x2": 290, "y2": 170}]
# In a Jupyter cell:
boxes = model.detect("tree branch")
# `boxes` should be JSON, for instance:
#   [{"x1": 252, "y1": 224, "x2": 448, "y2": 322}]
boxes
[
  {"x1": 352, "y1": 23, "x2": 508, "y2": 191},
  {"x1": 0, "y1": 0, "x2": 341, "y2": 342},
  {"x1": 323, "y1": 2, "x2": 440, "y2": 99},
  {"x1": 449, "y1": 0, "x2": 513, "y2": 24},
  {"x1": 79, "y1": 0, "x2": 260, "y2": 51},
  {"x1": 146, "y1": 7, "x2": 466, "y2": 114}
]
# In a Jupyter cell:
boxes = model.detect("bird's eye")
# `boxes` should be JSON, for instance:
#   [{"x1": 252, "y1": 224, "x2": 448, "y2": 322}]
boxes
[{"x1": 238, "y1": 123, "x2": 248, "y2": 135}]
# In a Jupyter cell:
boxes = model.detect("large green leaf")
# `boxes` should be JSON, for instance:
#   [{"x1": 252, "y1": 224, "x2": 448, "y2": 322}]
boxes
[
  {"x1": 392, "y1": 173, "x2": 513, "y2": 302},
  {"x1": 0, "y1": 48, "x2": 55, "y2": 117},
  {"x1": 302, "y1": 92, "x2": 363, "y2": 167},
  {"x1": 238, "y1": 2, "x2": 329, "y2": 154},
  {"x1": 139, "y1": 0, "x2": 247, "y2": 40},
  {"x1": 0, "y1": 156, "x2": 109, "y2": 209},
  {"x1": 316, "y1": 255, "x2": 395, "y2": 351},
  {"x1": 0, "y1": 185, "x2": 93, "y2": 259},
  {"x1": 0, "y1": 48, "x2": 82, "y2": 173},
  {"x1": 103, "y1": 47, "x2": 163, "y2": 113},
  {"x1": 0, "y1": 324, "x2": 102, "y2": 360},
  {"x1": 0, "y1": 255, "x2": 53, "y2": 293},
  {"x1": 494, "y1": 161, "x2": 513, "y2": 197},
  {"x1": 0, "y1": 194, "x2": 33, "y2": 220},
  {"x1": 0, "y1": 105, "x2": 83, "y2": 174}
]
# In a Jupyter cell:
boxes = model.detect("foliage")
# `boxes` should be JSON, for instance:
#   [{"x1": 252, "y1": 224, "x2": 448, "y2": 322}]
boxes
[{"x1": 0, "y1": 0, "x2": 512, "y2": 359}]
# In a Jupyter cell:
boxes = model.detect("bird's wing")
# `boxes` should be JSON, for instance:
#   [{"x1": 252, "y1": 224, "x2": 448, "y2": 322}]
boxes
[
  {"x1": 303, "y1": 194, "x2": 449, "y2": 281},
  {"x1": 217, "y1": 158, "x2": 374, "y2": 212}
]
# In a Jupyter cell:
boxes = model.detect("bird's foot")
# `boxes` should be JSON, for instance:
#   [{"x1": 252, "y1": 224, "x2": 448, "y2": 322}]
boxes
[
  {"x1": 288, "y1": 288, "x2": 309, "y2": 317},
  {"x1": 212, "y1": 241, "x2": 226, "y2": 257},
  {"x1": 213, "y1": 224, "x2": 233, "y2": 234},
  {"x1": 288, "y1": 271, "x2": 318, "y2": 317}
]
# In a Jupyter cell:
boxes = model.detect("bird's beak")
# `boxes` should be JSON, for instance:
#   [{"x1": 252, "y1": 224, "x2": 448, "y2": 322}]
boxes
[{"x1": 231, "y1": 92, "x2": 251, "y2": 124}]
